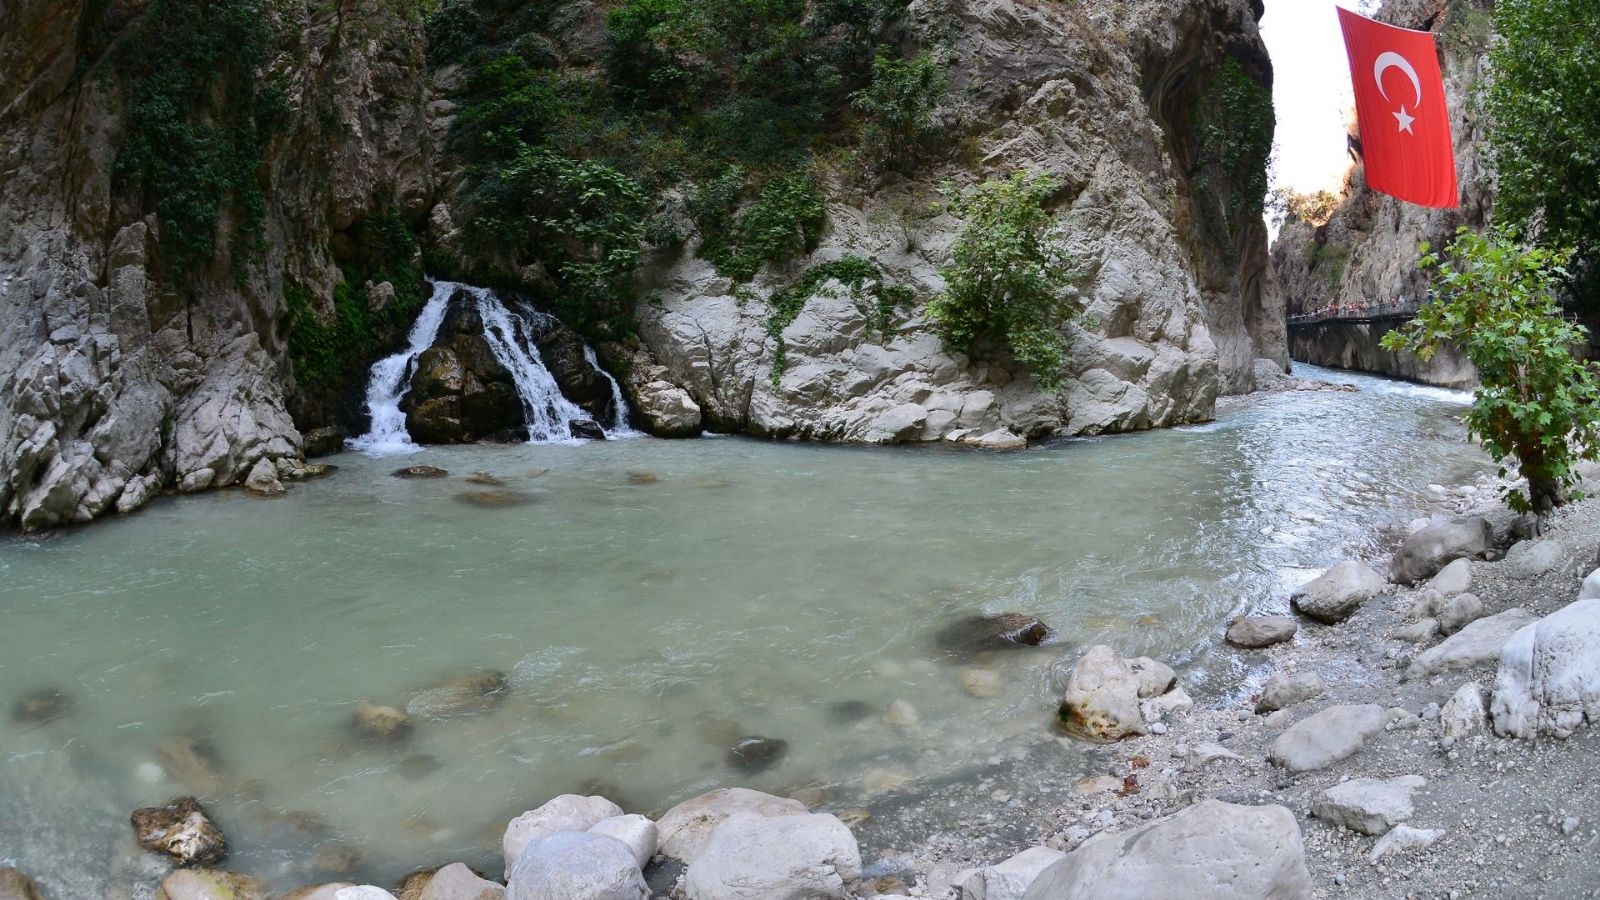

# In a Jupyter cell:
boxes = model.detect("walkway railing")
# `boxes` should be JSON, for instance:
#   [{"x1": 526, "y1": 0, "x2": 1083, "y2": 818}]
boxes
[{"x1": 1287, "y1": 297, "x2": 1424, "y2": 327}]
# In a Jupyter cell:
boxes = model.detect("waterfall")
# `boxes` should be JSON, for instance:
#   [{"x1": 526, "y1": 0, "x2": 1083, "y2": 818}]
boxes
[
  {"x1": 472, "y1": 294, "x2": 592, "y2": 444},
  {"x1": 347, "y1": 279, "x2": 458, "y2": 455},
  {"x1": 585, "y1": 345, "x2": 639, "y2": 437}
]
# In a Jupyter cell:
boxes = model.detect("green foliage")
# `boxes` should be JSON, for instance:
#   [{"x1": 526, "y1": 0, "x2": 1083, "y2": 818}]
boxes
[
  {"x1": 1381, "y1": 228, "x2": 1600, "y2": 514},
  {"x1": 1199, "y1": 56, "x2": 1275, "y2": 229},
  {"x1": 699, "y1": 170, "x2": 827, "y2": 283},
  {"x1": 851, "y1": 50, "x2": 948, "y2": 173},
  {"x1": 114, "y1": 0, "x2": 285, "y2": 275},
  {"x1": 1268, "y1": 188, "x2": 1341, "y2": 230},
  {"x1": 763, "y1": 256, "x2": 912, "y2": 383},
  {"x1": 928, "y1": 172, "x2": 1081, "y2": 392},
  {"x1": 1485, "y1": 0, "x2": 1600, "y2": 305},
  {"x1": 1304, "y1": 239, "x2": 1350, "y2": 289}
]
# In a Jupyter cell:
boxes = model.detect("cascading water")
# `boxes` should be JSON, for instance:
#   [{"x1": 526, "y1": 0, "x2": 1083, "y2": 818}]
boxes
[
  {"x1": 351, "y1": 279, "x2": 634, "y2": 451},
  {"x1": 347, "y1": 279, "x2": 459, "y2": 455}
]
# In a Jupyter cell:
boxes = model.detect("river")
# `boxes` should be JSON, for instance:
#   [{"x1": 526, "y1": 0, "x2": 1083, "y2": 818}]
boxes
[{"x1": 0, "y1": 365, "x2": 1488, "y2": 894}]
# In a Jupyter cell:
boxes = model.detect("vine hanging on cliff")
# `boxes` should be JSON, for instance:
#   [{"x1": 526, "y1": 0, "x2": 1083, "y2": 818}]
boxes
[{"x1": 113, "y1": 0, "x2": 286, "y2": 276}]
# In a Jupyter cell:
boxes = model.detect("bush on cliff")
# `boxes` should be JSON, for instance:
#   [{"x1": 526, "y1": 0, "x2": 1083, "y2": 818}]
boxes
[
  {"x1": 929, "y1": 172, "x2": 1082, "y2": 393},
  {"x1": 1381, "y1": 227, "x2": 1600, "y2": 514}
]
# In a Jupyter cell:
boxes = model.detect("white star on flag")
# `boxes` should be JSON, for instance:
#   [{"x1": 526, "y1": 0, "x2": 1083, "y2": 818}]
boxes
[{"x1": 1393, "y1": 105, "x2": 1416, "y2": 134}]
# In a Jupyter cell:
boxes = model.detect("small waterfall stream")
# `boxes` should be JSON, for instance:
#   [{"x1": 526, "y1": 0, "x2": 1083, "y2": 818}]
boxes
[{"x1": 351, "y1": 279, "x2": 635, "y2": 452}]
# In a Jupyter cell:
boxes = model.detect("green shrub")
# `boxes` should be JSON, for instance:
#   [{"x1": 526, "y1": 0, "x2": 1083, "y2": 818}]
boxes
[
  {"x1": 1198, "y1": 56, "x2": 1274, "y2": 230},
  {"x1": 1381, "y1": 227, "x2": 1600, "y2": 513},
  {"x1": 763, "y1": 256, "x2": 912, "y2": 383},
  {"x1": 699, "y1": 170, "x2": 827, "y2": 282},
  {"x1": 851, "y1": 49, "x2": 948, "y2": 172},
  {"x1": 114, "y1": 0, "x2": 285, "y2": 275},
  {"x1": 928, "y1": 172, "x2": 1080, "y2": 392}
]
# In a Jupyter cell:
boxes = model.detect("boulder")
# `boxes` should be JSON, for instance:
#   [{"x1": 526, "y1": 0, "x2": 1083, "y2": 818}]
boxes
[
  {"x1": 1427, "y1": 559, "x2": 1472, "y2": 597},
  {"x1": 506, "y1": 832, "x2": 646, "y2": 900},
  {"x1": 682, "y1": 812, "x2": 861, "y2": 900},
  {"x1": 0, "y1": 868, "x2": 42, "y2": 900},
  {"x1": 1255, "y1": 671, "x2": 1325, "y2": 714},
  {"x1": 1390, "y1": 517, "x2": 1492, "y2": 584},
  {"x1": 1128, "y1": 657, "x2": 1176, "y2": 698},
  {"x1": 588, "y1": 815, "x2": 658, "y2": 870},
  {"x1": 412, "y1": 862, "x2": 504, "y2": 899},
  {"x1": 406, "y1": 671, "x2": 509, "y2": 719},
  {"x1": 530, "y1": 324, "x2": 615, "y2": 423},
  {"x1": 655, "y1": 788, "x2": 807, "y2": 863},
  {"x1": 960, "y1": 667, "x2": 1003, "y2": 698},
  {"x1": 156, "y1": 870, "x2": 268, "y2": 900},
  {"x1": 1504, "y1": 540, "x2": 1564, "y2": 579},
  {"x1": 1441, "y1": 681, "x2": 1486, "y2": 738},
  {"x1": 1140, "y1": 686, "x2": 1193, "y2": 724},
  {"x1": 392, "y1": 466, "x2": 448, "y2": 479},
  {"x1": 1311, "y1": 775, "x2": 1425, "y2": 835},
  {"x1": 1268, "y1": 704, "x2": 1387, "y2": 772},
  {"x1": 1391, "y1": 618, "x2": 1439, "y2": 643},
  {"x1": 1405, "y1": 608, "x2": 1539, "y2": 681},
  {"x1": 243, "y1": 457, "x2": 284, "y2": 496},
  {"x1": 1579, "y1": 567, "x2": 1600, "y2": 601},
  {"x1": 1408, "y1": 588, "x2": 1445, "y2": 620},
  {"x1": 333, "y1": 889, "x2": 397, "y2": 900},
  {"x1": 956, "y1": 846, "x2": 1065, "y2": 900},
  {"x1": 502, "y1": 795, "x2": 625, "y2": 877},
  {"x1": 1057, "y1": 646, "x2": 1147, "y2": 741},
  {"x1": 568, "y1": 418, "x2": 607, "y2": 440},
  {"x1": 302, "y1": 426, "x2": 346, "y2": 458},
  {"x1": 726, "y1": 736, "x2": 788, "y2": 773},
  {"x1": 937, "y1": 614, "x2": 1049, "y2": 656},
  {"x1": 1290, "y1": 561, "x2": 1384, "y2": 623},
  {"x1": 633, "y1": 381, "x2": 702, "y2": 438},
  {"x1": 1225, "y1": 616, "x2": 1297, "y2": 648},
  {"x1": 1369, "y1": 824, "x2": 1444, "y2": 862},
  {"x1": 131, "y1": 796, "x2": 227, "y2": 866},
  {"x1": 1020, "y1": 801, "x2": 1312, "y2": 899},
  {"x1": 1438, "y1": 593, "x2": 1485, "y2": 635},
  {"x1": 1490, "y1": 598, "x2": 1600, "y2": 739}
]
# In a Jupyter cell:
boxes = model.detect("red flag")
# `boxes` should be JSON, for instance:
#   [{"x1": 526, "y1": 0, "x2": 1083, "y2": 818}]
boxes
[{"x1": 1337, "y1": 7, "x2": 1459, "y2": 209}]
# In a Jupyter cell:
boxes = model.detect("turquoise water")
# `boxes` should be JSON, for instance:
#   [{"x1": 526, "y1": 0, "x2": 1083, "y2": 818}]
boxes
[{"x1": 0, "y1": 366, "x2": 1485, "y2": 894}]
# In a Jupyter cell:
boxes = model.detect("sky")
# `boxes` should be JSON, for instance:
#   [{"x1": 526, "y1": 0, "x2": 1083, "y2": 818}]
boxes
[{"x1": 1260, "y1": 0, "x2": 1371, "y2": 195}]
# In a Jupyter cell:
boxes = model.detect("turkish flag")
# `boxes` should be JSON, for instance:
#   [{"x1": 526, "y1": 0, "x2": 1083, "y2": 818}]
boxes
[{"x1": 1337, "y1": 7, "x2": 1459, "y2": 209}]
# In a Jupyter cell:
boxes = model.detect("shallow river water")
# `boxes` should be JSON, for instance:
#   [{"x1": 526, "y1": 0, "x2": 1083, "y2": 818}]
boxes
[{"x1": 0, "y1": 366, "x2": 1488, "y2": 893}]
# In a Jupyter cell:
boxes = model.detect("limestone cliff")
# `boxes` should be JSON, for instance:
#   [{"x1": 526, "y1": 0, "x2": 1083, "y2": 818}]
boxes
[
  {"x1": 1271, "y1": 0, "x2": 1491, "y2": 387},
  {"x1": 0, "y1": 0, "x2": 1283, "y2": 530}
]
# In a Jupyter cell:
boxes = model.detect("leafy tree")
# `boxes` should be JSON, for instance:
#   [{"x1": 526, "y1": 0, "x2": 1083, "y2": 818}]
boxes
[
  {"x1": 928, "y1": 172, "x2": 1081, "y2": 392},
  {"x1": 1485, "y1": 0, "x2": 1600, "y2": 305},
  {"x1": 1381, "y1": 227, "x2": 1600, "y2": 514},
  {"x1": 851, "y1": 50, "x2": 949, "y2": 174}
]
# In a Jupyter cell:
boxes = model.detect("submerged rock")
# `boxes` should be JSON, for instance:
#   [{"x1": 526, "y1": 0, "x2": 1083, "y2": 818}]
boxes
[
  {"x1": 158, "y1": 734, "x2": 228, "y2": 796},
  {"x1": 506, "y1": 831, "x2": 646, "y2": 900},
  {"x1": 656, "y1": 788, "x2": 808, "y2": 863},
  {"x1": 502, "y1": 794, "x2": 625, "y2": 877},
  {"x1": 453, "y1": 490, "x2": 534, "y2": 508},
  {"x1": 625, "y1": 472, "x2": 658, "y2": 485},
  {"x1": 406, "y1": 671, "x2": 510, "y2": 719},
  {"x1": 350, "y1": 702, "x2": 414, "y2": 744},
  {"x1": 156, "y1": 870, "x2": 268, "y2": 900},
  {"x1": 1390, "y1": 517, "x2": 1493, "y2": 584},
  {"x1": 682, "y1": 812, "x2": 861, "y2": 900},
  {"x1": 827, "y1": 700, "x2": 875, "y2": 724},
  {"x1": 11, "y1": 687, "x2": 71, "y2": 724},
  {"x1": 0, "y1": 868, "x2": 42, "y2": 900},
  {"x1": 131, "y1": 796, "x2": 227, "y2": 866},
  {"x1": 1491, "y1": 597, "x2": 1600, "y2": 739},
  {"x1": 393, "y1": 466, "x2": 448, "y2": 479},
  {"x1": 726, "y1": 736, "x2": 788, "y2": 774},
  {"x1": 1021, "y1": 801, "x2": 1311, "y2": 899},
  {"x1": 465, "y1": 471, "x2": 506, "y2": 486},
  {"x1": 1290, "y1": 561, "x2": 1384, "y2": 623},
  {"x1": 937, "y1": 613, "x2": 1049, "y2": 656}
]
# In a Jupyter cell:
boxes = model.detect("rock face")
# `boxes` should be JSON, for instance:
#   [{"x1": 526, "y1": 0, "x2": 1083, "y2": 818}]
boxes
[
  {"x1": 1491, "y1": 598, "x2": 1600, "y2": 739},
  {"x1": 682, "y1": 812, "x2": 862, "y2": 900},
  {"x1": 1390, "y1": 518, "x2": 1494, "y2": 585},
  {"x1": 1021, "y1": 800, "x2": 1312, "y2": 899},
  {"x1": 1312, "y1": 775, "x2": 1426, "y2": 836},
  {"x1": 1273, "y1": 0, "x2": 1491, "y2": 387},
  {"x1": 505, "y1": 831, "x2": 647, "y2": 900},
  {"x1": 1268, "y1": 704, "x2": 1387, "y2": 772},
  {"x1": 131, "y1": 796, "x2": 227, "y2": 867},
  {"x1": 1290, "y1": 561, "x2": 1385, "y2": 623},
  {"x1": 1406, "y1": 608, "x2": 1539, "y2": 681},
  {"x1": 402, "y1": 295, "x2": 525, "y2": 444}
]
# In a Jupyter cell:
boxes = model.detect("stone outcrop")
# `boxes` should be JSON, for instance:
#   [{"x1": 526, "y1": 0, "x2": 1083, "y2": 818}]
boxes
[{"x1": 1272, "y1": 0, "x2": 1491, "y2": 387}]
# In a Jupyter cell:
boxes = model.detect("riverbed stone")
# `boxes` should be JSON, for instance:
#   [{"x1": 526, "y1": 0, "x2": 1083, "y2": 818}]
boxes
[
  {"x1": 726, "y1": 735, "x2": 789, "y2": 773},
  {"x1": 11, "y1": 687, "x2": 71, "y2": 724},
  {"x1": 1409, "y1": 589, "x2": 1446, "y2": 620},
  {"x1": 506, "y1": 831, "x2": 645, "y2": 900},
  {"x1": 1390, "y1": 517, "x2": 1493, "y2": 584},
  {"x1": 1441, "y1": 681, "x2": 1486, "y2": 738},
  {"x1": 1504, "y1": 539, "x2": 1565, "y2": 579},
  {"x1": 502, "y1": 795, "x2": 625, "y2": 876},
  {"x1": 1140, "y1": 686, "x2": 1193, "y2": 724},
  {"x1": 589, "y1": 815, "x2": 658, "y2": 870},
  {"x1": 350, "y1": 702, "x2": 413, "y2": 744},
  {"x1": 392, "y1": 465, "x2": 448, "y2": 479},
  {"x1": 1369, "y1": 824, "x2": 1444, "y2": 862},
  {"x1": 1268, "y1": 703, "x2": 1387, "y2": 772},
  {"x1": 132, "y1": 796, "x2": 227, "y2": 866},
  {"x1": 1058, "y1": 645, "x2": 1147, "y2": 741},
  {"x1": 956, "y1": 846, "x2": 1065, "y2": 900},
  {"x1": 1226, "y1": 616, "x2": 1297, "y2": 648},
  {"x1": 0, "y1": 868, "x2": 42, "y2": 900},
  {"x1": 1491, "y1": 598, "x2": 1600, "y2": 739},
  {"x1": 1427, "y1": 559, "x2": 1472, "y2": 597},
  {"x1": 682, "y1": 812, "x2": 861, "y2": 900},
  {"x1": 1255, "y1": 671, "x2": 1325, "y2": 714},
  {"x1": 1021, "y1": 800, "x2": 1312, "y2": 899},
  {"x1": 1392, "y1": 618, "x2": 1439, "y2": 643},
  {"x1": 405, "y1": 671, "x2": 509, "y2": 719},
  {"x1": 960, "y1": 667, "x2": 1004, "y2": 698},
  {"x1": 1290, "y1": 561, "x2": 1384, "y2": 623},
  {"x1": 1312, "y1": 775, "x2": 1426, "y2": 835},
  {"x1": 937, "y1": 613, "x2": 1049, "y2": 655},
  {"x1": 156, "y1": 870, "x2": 268, "y2": 900},
  {"x1": 656, "y1": 788, "x2": 807, "y2": 862},
  {"x1": 1405, "y1": 608, "x2": 1539, "y2": 681},
  {"x1": 1438, "y1": 593, "x2": 1484, "y2": 635},
  {"x1": 332, "y1": 889, "x2": 397, "y2": 900}
]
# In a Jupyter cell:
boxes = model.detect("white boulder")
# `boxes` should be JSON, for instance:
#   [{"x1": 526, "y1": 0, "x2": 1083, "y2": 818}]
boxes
[
  {"x1": 1255, "y1": 671, "x2": 1325, "y2": 714},
  {"x1": 1390, "y1": 517, "x2": 1492, "y2": 584},
  {"x1": 1504, "y1": 540, "x2": 1564, "y2": 579},
  {"x1": 505, "y1": 831, "x2": 646, "y2": 900},
  {"x1": 1438, "y1": 593, "x2": 1485, "y2": 635},
  {"x1": 957, "y1": 847, "x2": 1066, "y2": 900},
  {"x1": 1057, "y1": 646, "x2": 1148, "y2": 741},
  {"x1": 588, "y1": 815, "x2": 658, "y2": 870},
  {"x1": 655, "y1": 788, "x2": 807, "y2": 862},
  {"x1": 502, "y1": 795, "x2": 625, "y2": 877},
  {"x1": 1440, "y1": 682, "x2": 1486, "y2": 738},
  {"x1": 1311, "y1": 775, "x2": 1425, "y2": 835},
  {"x1": 1369, "y1": 824, "x2": 1444, "y2": 862},
  {"x1": 1290, "y1": 561, "x2": 1384, "y2": 623},
  {"x1": 1426, "y1": 558, "x2": 1472, "y2": 597},
  {"x1": 1579, "y1": 568, "x2": 1600, "y2": 601},
  {"x1": 682, "y1": 812, "x2": 861, "y2": 900},
  {"x1": 1491, "y1": 598, "x2": 1600, "y2": 739}
]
